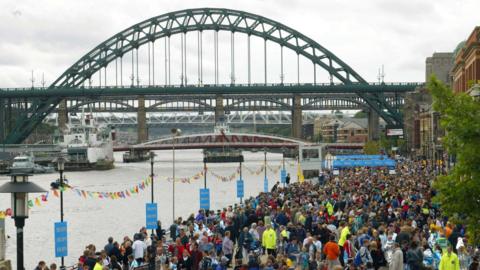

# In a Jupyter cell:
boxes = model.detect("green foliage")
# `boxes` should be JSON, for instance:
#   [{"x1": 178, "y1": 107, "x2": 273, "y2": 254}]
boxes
[
  {"x1": 428, "y1": 76, "x2": 480, "y2": 244},
  {"x1": 379, "y1": 135, "x2": 406, "y2": 155},
  {"x1": 353, "y1": 111, "x2": 367, "y2": 118},
  {"x1": 363, "y1": 140, "x2": 380, "y2": 155},
  {"x1": 256, "y1": 125, "x2": 291, "y2": 137},
  {"x1": 312, "y1": 133, "x2": 323, "y2": 143}
]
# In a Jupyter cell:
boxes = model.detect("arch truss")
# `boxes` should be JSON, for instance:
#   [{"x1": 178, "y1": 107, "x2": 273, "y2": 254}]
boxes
[{"x1": 5, "y1": 8, "x2": 403, "y2": 143}]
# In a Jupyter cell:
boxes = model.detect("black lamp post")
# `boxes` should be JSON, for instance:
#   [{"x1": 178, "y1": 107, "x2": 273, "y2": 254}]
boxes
[
  {"x1": 171, "y1": 128, "x2": 181, "y2": 222},
  {"x1": 0, "y1": 173, "x2": 46, "y2": 270},
  {"x1": 149, "y1": 151, "x2": 156, "y2": 234},
  {"x1": 56, "y1": 156, "x2": 66, "y2": 269}
]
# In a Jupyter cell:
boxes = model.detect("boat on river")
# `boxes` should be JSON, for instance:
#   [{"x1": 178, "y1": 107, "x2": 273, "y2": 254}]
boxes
[{"x1": 55, "y1": 112, "x2": 116, "y2": 171}]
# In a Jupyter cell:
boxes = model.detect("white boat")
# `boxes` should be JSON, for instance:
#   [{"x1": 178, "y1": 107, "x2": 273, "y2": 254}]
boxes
[
  {"x1": 9, "y1": 152, "x2": 55, "y2": 174},
  {"x1": 55, "y1": 112, "x2": 116, "y2": 171},
  {"x1": 10, "y1": 153, "x2": 35, "y2": 173}
]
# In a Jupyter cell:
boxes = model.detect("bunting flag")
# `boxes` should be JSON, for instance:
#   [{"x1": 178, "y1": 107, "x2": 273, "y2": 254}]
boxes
[
  {"x1": 0, "y1": 208, "x2": 12, "y2": 219},
  {"x1": 210, "y1": 168, "x2": 240, "y2": 182},
  {"x1": 267, "y1": 165, "x2": 282, "y2": 174},
  {"x1": 244, "y1": 165, "x2": 265, "y2": 175},
  {"x1": 25, "y1": 178, "x2": 154, "y2": 209},
  {"x1": 166, "y1": 171, "x2": 204, "y2": 183}
]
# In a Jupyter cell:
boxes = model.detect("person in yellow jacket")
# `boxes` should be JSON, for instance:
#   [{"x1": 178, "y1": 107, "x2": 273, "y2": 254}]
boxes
[
  {"x1": 439, "y1": 245, "x2": 460, "y2": 270},
  {"x1": 93, "y1": 257, "x2": 103, "y2": 270},
  {"x1": 262, "y1": 224, "x2": 277, "y2": 256},
  {"x1": 326, "y1": 201, "x2": 334, "y2": 216},
  {"x1": 337, "y1": 221, "x2": 350, "y2": 266}
]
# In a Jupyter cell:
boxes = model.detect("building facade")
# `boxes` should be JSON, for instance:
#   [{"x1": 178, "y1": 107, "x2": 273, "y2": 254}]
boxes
[
  {"x1": 405, "y1": 51, "x2": 454, "y2": 159},
  {"x1": 426, "y1": 52, "x2": 454, "y2": 85},
  {"x1": 314, "y1": 116, "x2": 369, "y2": 143},
  {"x1": 452, "y1": 26, "x2": 480, "y2": 93}
]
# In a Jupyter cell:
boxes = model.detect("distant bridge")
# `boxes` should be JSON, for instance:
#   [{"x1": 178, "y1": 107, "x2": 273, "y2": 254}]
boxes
[
  {"x1": 114, "y1": 132, "x2": 308, "y2": 151},
  {"x1": 45, "y1": 111, "x2": 322, "y2": 126}
]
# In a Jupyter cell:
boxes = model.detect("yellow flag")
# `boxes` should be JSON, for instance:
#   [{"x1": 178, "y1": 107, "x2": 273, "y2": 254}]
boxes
[
  {"x1": 35, "y1": 197, "x2": 41, "y2": 206},
  {"x1": 297, "y1": 163, "x2": 305, "y2": 183},
  {"x1": 0, "y1": 211, "x2": 5, "y2": 219}
]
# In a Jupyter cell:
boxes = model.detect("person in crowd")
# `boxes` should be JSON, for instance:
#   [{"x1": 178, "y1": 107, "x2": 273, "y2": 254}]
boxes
[
  {"x1": 104, "y1": 237, "x2": 114, "y2": 255},
  {"x1": 440, "y1": 244, "x2": 460, "y2": 270},
  {"x1": 127, "y1": 254, "x2": 138, "y2": 270},
  {"x1": 178, "y1": 249, "x2": 193, "y2": 270},
  {"x1": 34, "y1": 261, "x2": 46, "y2": 270},
  {"x1": 222, "y1": 231, "x2": 234, "y2": 267},
  {"x1": 262, "y1": 224, "x2": 277, "y2": 257},
  {"x1": 110, "y1": 255, "x2": 122, "y2": 270},
  {"x1": 132, "y1": 233, "x2": 147, "y2": 264},
  {"x1": 93, "y1": 257, "x2": 103, "y2": 270},
  {"x1": 323, "y1": 235, "x2": 340, "y2": 270},
  {"x1": 60, "y1": 159, "x2": 471, "y2": 270},
  {"x1": 389, "y1": 241, "x2": 404, "y2": 270}
]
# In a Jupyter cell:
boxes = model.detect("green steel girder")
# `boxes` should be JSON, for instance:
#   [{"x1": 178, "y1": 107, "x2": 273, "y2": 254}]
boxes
[
  {"x1": 4, "y1": 7, "x2": 416, "y2": 144},
  {"x1": 0, "y1": 83, "x2": 419, "y2": 99}
]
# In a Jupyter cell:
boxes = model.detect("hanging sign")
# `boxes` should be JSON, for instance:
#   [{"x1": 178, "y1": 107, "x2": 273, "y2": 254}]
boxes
[
  {"x1": 54, "y1": 222, "x2": 68, "y2": 257},
  {"x1": 146, "y1": 203, "x2": 158, "y2": 230}
]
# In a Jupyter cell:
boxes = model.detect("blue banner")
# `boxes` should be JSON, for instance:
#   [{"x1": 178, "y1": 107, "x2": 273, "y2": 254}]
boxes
[
  {"x1": 236, "y1": 180, "x2": 244, "y2": 198},
  {"x1": 264, "y1": 177, "x2": 269, "y2": 193},
  {"x1": 199, "y1": 188, "x2": 210, "y2": 210},
  {"x1": 146, "y1": 203, "x2": 158, "y2": 230},
  {"x1": 280, "y1": 169, "x2": 287, "y2": 183},
  {"x1": 54, "y1": 222, "x2": 68, "y2": 258}
]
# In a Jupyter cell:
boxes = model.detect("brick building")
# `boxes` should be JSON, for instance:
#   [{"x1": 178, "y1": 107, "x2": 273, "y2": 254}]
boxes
[{"x1": 452, "y1": 26, "x2": 480, "y2": 93}]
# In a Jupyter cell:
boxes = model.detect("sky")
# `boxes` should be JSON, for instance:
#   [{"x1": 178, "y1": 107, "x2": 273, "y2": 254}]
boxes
[{"x1": 0, "y1": 0, "x2": 479, "y2": 88}]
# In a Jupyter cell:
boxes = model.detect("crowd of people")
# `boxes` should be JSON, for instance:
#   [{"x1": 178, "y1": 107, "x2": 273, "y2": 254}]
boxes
[{"x1": 37, "y1": 159, "x2": 479, "y2": 270}]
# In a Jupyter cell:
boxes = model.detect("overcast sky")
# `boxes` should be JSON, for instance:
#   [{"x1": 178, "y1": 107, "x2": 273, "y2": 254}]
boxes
[{"x1": 1, "y1": 0, "x2": 478, "y2": 88}]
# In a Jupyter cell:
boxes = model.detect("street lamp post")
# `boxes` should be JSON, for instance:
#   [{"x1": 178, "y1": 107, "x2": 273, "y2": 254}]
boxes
[
  {"x1": 149, "y1": 151, "x2": 156, "y2": 234},
  {"x1": 0, "y1": 173, "x2": 46, "y2": 270},
  {"x1": 264, "y1": 148, "x2": 267, "y2": 186},
  {"x1": 171, "y1": 128, "x2": 181, "y2": 223},
  {"x1": 56, "y1": 156, "x2": 66, "y2": 269},
  {"x1": 282, "y1": 147, "x2": 286, "y2": 187},
  {"x1": 150, "y1": 151, "x2": 155, "y2": 203}
]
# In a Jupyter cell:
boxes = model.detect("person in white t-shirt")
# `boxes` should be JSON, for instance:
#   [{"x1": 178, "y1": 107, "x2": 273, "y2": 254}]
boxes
[{"x1": 132, "y1": 234, "x2": 147, "y2": 264}]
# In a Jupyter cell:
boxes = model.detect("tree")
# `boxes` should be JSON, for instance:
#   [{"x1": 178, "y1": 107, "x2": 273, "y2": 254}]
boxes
[
  {"x1": 428, "y1": 77, "x2": 480, "y2": 244},
  {"x1": 363, "y1": 140, "x2": 380, "y2": 155},
  {"x1": 353, "y1": 111, "x2": 367, "y2": 118}
]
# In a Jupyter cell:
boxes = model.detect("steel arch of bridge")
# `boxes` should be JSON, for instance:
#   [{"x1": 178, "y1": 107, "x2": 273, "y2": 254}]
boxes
[
  {"x1": 6, "y1": 7, "x2": 406, "y2": 143},
  {"x1": 114, "y1": 132, "x2": 309, "y2": 151}
]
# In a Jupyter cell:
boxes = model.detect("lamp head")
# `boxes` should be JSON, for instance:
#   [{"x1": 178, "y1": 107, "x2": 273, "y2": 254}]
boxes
[
  {"x1": 171, "y1": 128, "x2": 182, "y2": 136},
  {"x1": 0, "y1": 173, "x2": 46, "y2": 218}
]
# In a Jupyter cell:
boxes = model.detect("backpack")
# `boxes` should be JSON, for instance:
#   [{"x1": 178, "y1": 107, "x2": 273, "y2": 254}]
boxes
[{"x1": 354, "y1": 249, "x2": 366, "y2": 267}]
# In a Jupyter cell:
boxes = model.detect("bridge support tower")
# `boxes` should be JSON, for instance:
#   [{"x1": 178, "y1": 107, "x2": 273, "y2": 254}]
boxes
[
  {"x1": 215, "y1": 94, "x2": 224, "y2": 125},
  {"x1": 137, "y1": 96, "x2": 148, "y2": 143},
  {"x1": 291, "y1": 95, "x2": 302, "y2": 139},
  {"x1": 57, "y1": 99, "x2": 68, "y2": 131},
  {"x1": 368, "y1": 109, "x2": 380, "y2": 141}
]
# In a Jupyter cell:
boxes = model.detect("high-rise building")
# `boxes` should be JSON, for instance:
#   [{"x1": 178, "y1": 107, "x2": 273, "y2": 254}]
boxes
[
  {"x1": 426, "y1": 52, "x2": 454, "y2": 86},
  {"x1": 452, "y1": 26, "x2": 480, "y2": 93}
]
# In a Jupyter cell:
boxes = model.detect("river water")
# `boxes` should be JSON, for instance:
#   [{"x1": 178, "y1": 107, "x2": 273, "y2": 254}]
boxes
[{"x1": 0, "y1": 150, "x2": 297, "y2": 269}]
